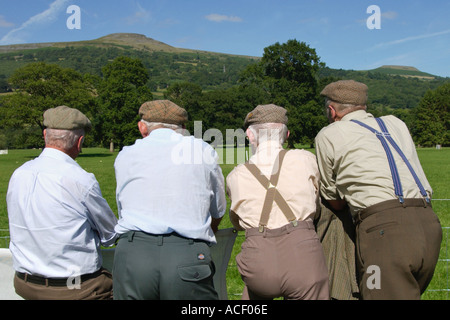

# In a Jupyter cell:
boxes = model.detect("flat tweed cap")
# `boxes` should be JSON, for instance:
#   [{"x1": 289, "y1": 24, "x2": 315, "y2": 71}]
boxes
[
  {"x1": 320, "y1": 80, "x2": 368, "y2": 106},
  {"x1": 43, "y1": 105, "x2": 92, "y2": 132},
  {"x1": 244, "y1": 104, "x2": 288, "y2": 129},
  {"x1": 139, "y1": 100, "x2": 188, "y2": 125}
]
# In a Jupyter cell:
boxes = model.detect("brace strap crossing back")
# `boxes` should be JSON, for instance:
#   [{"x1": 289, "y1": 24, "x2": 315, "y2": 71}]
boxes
[
  {"x1": 351, "y1": 118, "x2": 430, "y2": 204},
  {"x1": 244, "y1": 149, "x2": 298, "y2": 232}
]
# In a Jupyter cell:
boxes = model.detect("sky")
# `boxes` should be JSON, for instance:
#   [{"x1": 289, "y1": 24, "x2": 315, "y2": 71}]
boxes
[{"x1": 0, "y1": 0, "x2": 449, "y2": 77}]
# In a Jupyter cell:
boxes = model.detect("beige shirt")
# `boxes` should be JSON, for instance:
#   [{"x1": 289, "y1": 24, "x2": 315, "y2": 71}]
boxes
[
  {"x1": 226, "y1": 140, "x2": 320, "y2": 231},
  {"x1": 315, "y1": 110, "x2": 432, "y2": 218}
]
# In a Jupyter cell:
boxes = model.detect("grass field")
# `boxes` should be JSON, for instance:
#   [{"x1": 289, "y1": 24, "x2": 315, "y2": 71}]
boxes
[{"x1": 0, "y1": 146, "x2": 448, "y2": 300}]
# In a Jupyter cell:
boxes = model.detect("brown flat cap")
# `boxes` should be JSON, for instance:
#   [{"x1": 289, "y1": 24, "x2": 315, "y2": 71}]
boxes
[
  {"x1": 244, "y1": 104, "x2": 288, "y2": 129},
  {"x1": 43, "y1": 106, "x2": 92, "y2": 132},
  {"x1": 139, "y1": 100, "x2": 188, "y2": 125},
  {"x1": 320, "y1": 80, "x2": 368, "y2": 106}
]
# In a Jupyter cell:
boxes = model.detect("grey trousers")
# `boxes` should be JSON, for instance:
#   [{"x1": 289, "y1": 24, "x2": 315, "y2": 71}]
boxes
[{"x1": 112, "y1": 231, "x2": 218, "y2": 300}]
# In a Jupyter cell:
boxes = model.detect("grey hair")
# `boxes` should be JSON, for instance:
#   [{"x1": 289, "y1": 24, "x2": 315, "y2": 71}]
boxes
[
  {"x1": 140, "y1": 120, "x2": 184, "y2": 133},
  {"x1": 248, "y1": 123, "x2": 288, "y2": 146},
  {"x1": 45, "y1": 128, "x2": 84, "y2": 150},
  {"x1": 325, "y1": 98, "x2": 367, "y2": 113}
]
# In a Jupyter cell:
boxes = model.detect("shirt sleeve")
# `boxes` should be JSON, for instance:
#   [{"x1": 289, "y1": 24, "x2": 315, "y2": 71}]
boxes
[
  {"x1": 85, "y1": 181, "x2": 118, "y2": 247},
  {"x1": 315, "y1": 131, "x2": 339, "y2": 201},
  {"x1": 208, "y1": 149, "x2": 227, "y2": 219}
]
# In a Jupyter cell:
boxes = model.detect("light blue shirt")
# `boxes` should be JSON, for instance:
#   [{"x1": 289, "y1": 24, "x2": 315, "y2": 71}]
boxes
[
  {"x1": 114, "y1": 128, "x2": 226, "y2": 243},
  {"x1": 7, "y1": 148, "x2": 118, "y2": 278}
]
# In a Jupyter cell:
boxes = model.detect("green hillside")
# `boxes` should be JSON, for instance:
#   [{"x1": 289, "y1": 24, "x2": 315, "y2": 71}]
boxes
[
  {"x1": 369, "y1": 65, "x2": 436, "y2": 79},
  {"x1": 0, "y1": 33, "x2": 448, "y2": 109}
]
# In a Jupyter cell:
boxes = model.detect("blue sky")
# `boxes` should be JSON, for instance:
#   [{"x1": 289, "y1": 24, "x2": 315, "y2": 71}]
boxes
[{"x1": 0, "y1": 0, "x2": 449, "y2": 77}]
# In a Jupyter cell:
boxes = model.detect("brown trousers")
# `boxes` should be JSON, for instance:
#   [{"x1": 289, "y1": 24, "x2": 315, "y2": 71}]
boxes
[
  {"x1": 14, "y1": 268, "x2": 113, "y2": 300},
  {"x1": 356, "y1": 198, "x2": 442, "y2": 300},
  {"x1": 236, "y1": 219, "x2": 330, "y2": 300}
]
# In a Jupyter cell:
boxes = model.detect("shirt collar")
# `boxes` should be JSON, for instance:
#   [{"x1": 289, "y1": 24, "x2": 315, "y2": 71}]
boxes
[
  {"x1": 40, "y1": 147, "x2": 79, "y2": 165},
  {"x1": 147, "y1": 128, "x2": 182, "y2": 140}
]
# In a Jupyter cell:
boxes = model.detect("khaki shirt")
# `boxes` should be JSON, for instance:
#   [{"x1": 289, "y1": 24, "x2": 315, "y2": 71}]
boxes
[
  {"x1": 315, "y1": 110, "x2": 432, "y2": 218},
  {"x1": 226, "y1": 140, "x2": 320, "y2": 231}
]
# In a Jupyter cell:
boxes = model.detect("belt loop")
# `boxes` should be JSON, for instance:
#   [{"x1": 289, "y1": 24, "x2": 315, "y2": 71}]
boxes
[
  {"x1": 157, "y1": 235, "x2": 163, "y2": 246},
  {"x1": 24, "y1": 273, "x2": 28, "y2": 282},
  {"x1": 189, "y1": 239, "x2": 194, "y2": 245},
  {"x1": 422, "y1": 197, "x2": 428, "y2": 208},
  {"x1": 127, "y1": 231, "x2": 135, "y2": 242},
  {"x1": 45, "y1": 278, "x2": 49, "y2": 287}
]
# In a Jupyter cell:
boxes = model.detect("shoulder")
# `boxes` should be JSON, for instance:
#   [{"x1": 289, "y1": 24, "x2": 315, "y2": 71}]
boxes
[
  {"x1": 287, "y1": 148, "x2": 316, "y2": 160},
  {"x1": 226, "y1": 163, "x2": 248, "y2": 183}
]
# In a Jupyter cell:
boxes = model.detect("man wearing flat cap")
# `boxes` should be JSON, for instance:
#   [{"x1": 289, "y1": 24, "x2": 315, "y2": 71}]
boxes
[
  {"x1": 226, "y1": 104, "x2": 329, "y2": 300},
  {"x1": 7, "y1": 106, "x2": 118, "y2": 300},
  {"x1": 112, "y1": 100, "x2": 226, "y2": 300},
  {"x1": 315, "y1": 80, "x2": 442, "y2": 299}
]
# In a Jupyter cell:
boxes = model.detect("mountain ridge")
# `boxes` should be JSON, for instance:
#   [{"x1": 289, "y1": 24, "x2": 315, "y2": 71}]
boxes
[{"x1": 0, "y1": 33, "x2": 439, "y2": 77}]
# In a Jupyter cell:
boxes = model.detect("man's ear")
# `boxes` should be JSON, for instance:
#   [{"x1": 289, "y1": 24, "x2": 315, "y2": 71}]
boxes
[
  {"x1": 246, "y1": 128, "x2": 255, "y2": 145},
  {"x1": 138, "y1": 121, "x2": 149, "y2": 138},
  {"x1": 77, "y1": 135, "x2": 84, "y2": 151}
]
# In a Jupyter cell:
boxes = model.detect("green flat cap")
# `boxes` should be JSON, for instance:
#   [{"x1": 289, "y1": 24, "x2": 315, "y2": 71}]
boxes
[
  {"x1": 320, "y1": 80, "x2": 368, "y2": 106},
  {"x1": 139, "y1": 100, "x2": 188, "y2": 125},
  {"x1": 43, "y1": 106, "x2": 92, "y2": 132},
  {"x1": 244, "y1": 104, "x2": 288, "y2": 129}
]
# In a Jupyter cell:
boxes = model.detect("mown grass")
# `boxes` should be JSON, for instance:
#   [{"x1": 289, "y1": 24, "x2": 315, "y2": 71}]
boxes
[{"x1": 0, "y1": 146, "x2": 448, "y2": 299}]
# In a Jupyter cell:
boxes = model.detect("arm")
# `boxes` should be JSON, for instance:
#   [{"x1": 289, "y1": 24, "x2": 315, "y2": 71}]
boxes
[
  {"x1": 211, "y1": 217, "x2": 222, "y2": 233},
  {"x1": 327, "y1": 199, "x2": 348, "y2": 211},
  {"x1": 85, "y1": 181, "x2": 118, "y2": 247}
]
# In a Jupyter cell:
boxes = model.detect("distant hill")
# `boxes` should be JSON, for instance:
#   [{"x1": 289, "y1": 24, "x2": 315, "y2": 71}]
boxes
[
  {"x1": 0, "y1": 33, "x2": 260, "y2": 92},
  {"x1": 0, "y1": 33, "x2": 257, "y2": 58},
  {"x1": 0, "y1": 33, "x2": 447, "y2": 109},
  {"x1": 369, "y1": 65, "x2": 436, "y2": 79}
]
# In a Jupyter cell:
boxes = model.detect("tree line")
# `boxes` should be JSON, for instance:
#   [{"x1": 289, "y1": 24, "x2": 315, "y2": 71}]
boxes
[{"x1": 0, "y1": 40, "x2": 448, "y2": 150}]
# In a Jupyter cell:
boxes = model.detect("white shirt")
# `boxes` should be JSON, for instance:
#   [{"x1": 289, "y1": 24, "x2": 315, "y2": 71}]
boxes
[
  {"x1": 7, "y1": 148, "x2": 118, "y2": 278},
  {"x1": 114, "y1": 128, "x2": 226, "y2": 244}
]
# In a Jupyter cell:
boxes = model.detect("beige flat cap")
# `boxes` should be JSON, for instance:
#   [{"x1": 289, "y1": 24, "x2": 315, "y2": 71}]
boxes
[{"x1": 43, "y1": 106, "x2": 92, "y2": 132}]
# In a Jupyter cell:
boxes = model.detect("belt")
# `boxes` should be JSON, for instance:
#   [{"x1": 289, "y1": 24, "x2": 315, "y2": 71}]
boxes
[
  {"x1": 245, "y1": 219, "x2": 314, "y2": 238},
  {"x1": 355, "y1": 198, "x2": 430, "y2": 225},
  {"x1": 16, "y1": 268, "x2": 103, "y2": 287}
]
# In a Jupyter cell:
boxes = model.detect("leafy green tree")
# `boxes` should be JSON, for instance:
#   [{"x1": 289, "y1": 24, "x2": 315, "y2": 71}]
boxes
[
  {"x1": 240, "y1": 40, "x2": 325, "y2": 147},
  {"x1": 97, "y1": 56, "x2": 153, "y2": 149},
  {"x1": 0, "y1": 62, "x2": 97, "y2": 148},
  {"x1": 413, "y1": 82, "x2": 450, "y2": 147}
]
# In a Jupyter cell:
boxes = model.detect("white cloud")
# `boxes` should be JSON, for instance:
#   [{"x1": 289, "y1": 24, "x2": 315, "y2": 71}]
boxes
[
  {"x1": 0, "y1": 15, "x2": 14, "y2": 28},
  {"x1": 205, "y1": 14, "x2": 242, "y2": 23},
  {"x1": 374, "y1": 29, "x2": 450, "y2": 49},
  {"x1": 0, "y1": 0, "x2": 70, "y2": 45}
]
